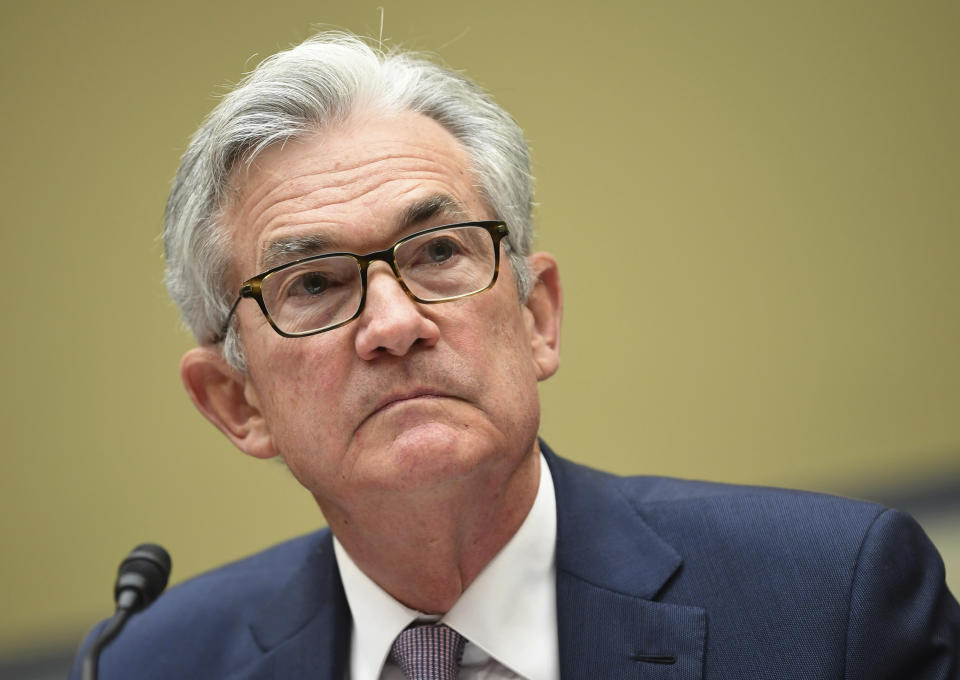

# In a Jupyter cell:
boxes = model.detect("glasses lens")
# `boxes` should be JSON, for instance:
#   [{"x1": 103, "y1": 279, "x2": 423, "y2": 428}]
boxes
[
  {"x1": 396, "y1": 225, "x2": 496, "y2": 301},
  {"x1": 261, "y1": 256, "x2": 362, "y2": 334}
]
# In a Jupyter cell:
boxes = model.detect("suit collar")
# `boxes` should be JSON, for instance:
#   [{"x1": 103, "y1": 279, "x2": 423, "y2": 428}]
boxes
[
  {"x1": 239, "y1": 531, "x2": 350, "y2": 680},
  {"x1": 542, "y1": 441, "x2": 682, "y2": 598},
  {"x1": 542, "y1": 442, "x2": 706, "y2": 679}
]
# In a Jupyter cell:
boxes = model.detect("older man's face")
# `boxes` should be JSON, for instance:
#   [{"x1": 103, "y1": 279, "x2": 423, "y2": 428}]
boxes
[{"x1": 212, "y1": 111, "x2": 558, "y2": 515}]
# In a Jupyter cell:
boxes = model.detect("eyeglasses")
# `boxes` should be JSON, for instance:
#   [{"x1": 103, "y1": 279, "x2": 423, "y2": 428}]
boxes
[{"x1": 216, "y1": 221, "x2": 509, "y2": 341}]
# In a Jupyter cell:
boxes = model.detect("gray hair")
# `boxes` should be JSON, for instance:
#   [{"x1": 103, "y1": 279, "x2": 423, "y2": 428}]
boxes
[{"x1": 164, "y1": 32, "x2": 534, "y2": 369}]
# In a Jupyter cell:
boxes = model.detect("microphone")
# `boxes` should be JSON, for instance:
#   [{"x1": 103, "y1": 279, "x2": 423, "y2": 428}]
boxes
[
  {"x1": 114, "y1": 543, "x2": 172, "y2": 612},
  {"x1": 81, "y1": 543, "x2": 172, "y2": 680}
]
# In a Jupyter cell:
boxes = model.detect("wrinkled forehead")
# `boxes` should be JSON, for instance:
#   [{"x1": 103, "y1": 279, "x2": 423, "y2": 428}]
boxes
[{"x1": 218, "y1": 111, "x2": 492, "y2": 283}]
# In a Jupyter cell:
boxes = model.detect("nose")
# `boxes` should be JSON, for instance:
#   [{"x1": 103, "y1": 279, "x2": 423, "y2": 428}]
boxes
[{"x1": 354, "y1": 263, "x2": 440, "y2": 360}]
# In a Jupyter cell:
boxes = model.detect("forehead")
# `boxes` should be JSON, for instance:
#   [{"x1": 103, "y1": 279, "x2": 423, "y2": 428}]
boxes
[{"x1": 222, "y1": 111, "x2": 489, "y2": 278}]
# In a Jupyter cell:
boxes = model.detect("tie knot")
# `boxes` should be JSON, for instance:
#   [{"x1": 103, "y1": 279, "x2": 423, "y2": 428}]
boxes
[{"x1": 390, "y1": 623, "x2": 466, "y2": 680}]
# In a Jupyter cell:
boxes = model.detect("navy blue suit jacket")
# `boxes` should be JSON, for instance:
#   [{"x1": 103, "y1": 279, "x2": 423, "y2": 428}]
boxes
[{"x1": 73, "y1": 443, "x2": 959, "y2": 678}]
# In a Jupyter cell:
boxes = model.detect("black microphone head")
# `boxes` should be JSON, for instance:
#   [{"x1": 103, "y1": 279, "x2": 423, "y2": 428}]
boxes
[{"x1": 114, "y1": 543, "x2": 172, "y2": 612}]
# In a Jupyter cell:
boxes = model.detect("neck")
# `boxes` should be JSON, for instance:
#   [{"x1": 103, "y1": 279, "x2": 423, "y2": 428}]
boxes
[{"x1": 320, "y1": 448, "x2": 541, "y2": 613}]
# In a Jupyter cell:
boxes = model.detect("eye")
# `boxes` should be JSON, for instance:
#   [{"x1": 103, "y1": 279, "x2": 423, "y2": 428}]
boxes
[
  {"x1": 424, "y1": 236, "x2": 456, "y2": 263},
  {"x1": 297, "y1": 271, "x2": 329, "y2": 295}
]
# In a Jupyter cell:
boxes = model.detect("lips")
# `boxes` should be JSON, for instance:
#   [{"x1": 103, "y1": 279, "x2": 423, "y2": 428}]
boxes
[{"x1": 371, "y1": 389, "x2": 452, "y2": 417}]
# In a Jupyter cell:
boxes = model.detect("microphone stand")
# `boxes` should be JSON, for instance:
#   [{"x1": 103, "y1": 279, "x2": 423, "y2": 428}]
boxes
[
  {"x1": 81, "y1": 544, "x2": 171, "y2": 680},
  {"x1": 80, "y1": 596, "x2": 135, "y2": 680}
]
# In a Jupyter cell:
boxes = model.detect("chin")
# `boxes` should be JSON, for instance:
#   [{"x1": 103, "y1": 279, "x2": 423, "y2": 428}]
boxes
[
  {"x1": 392, "y1": 421, "x2": 483, "y2": 465},
  {"x1": 368, "y1": 421, "x2": 501, "y2": 490}
]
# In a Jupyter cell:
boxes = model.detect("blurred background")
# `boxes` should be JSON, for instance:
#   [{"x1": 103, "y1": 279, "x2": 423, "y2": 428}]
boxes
[{"x1": 2, "y1": 1, "x2": 957, "y2": 676}]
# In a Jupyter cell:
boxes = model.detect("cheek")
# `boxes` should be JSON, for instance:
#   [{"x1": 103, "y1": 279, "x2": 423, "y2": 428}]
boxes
[
  {"x1": 461, "y1": 298, "x2": 541, "y2": 419},
  {"x1": 247, "y1": 344, "x2": 354, "y2": 495},
  {"x1": 247, "y1": 334, "x2": 353, "y2": 434}
]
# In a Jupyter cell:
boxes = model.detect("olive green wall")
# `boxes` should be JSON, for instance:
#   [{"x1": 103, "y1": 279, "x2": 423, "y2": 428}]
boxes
[{"x1": 2, "y1": 0, "x2": 958, "y2": 656}]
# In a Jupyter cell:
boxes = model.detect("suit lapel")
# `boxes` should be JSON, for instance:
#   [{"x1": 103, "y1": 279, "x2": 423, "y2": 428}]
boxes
[
  {"x1": 544, "y1": 444, "x2": 706, "y2": 679},
  {"x1": 232, "y1": 531, "x2": 351, "y2": 680}
]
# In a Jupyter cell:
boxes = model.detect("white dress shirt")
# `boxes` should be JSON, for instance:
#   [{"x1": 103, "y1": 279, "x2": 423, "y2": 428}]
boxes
[{"x1": 334, "y1": 453, "x2": 559, "y2": 680}]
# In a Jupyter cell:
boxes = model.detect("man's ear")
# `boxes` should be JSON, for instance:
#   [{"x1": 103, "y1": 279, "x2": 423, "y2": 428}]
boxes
[
  {"x1": 523, "y1": 252, "x2": 563, "y2": 381},
  {"x1": 180, "y1": 347, "x2": 277, "y2": 459}
]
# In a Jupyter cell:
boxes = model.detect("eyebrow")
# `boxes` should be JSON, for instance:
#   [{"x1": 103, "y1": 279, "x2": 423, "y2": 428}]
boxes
[
  {"x1": 259, "y1": 193, "x2": 469, "y2": 271},
  {"x1": 261, "y1": 233, "x2": 334, "y2": 271},
  {"x1": 398, "y1": 194, "x2": 468, "y2": 231}
]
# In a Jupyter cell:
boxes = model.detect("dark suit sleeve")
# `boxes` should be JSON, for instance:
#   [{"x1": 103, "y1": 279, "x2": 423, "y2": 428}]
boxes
[{"x1": 845, "y1": 508, "x2": 959, "y2": 679}]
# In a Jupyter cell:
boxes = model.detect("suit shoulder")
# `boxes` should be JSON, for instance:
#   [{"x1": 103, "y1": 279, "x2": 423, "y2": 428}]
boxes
[
  {"x1": 627, "y1": 476, "x2": 959, "y2": 675},
  {"x1": 149, "y1": 529, "x2": 330, "y2": 622},
  {"x1": 546, "y1": 447, "x2": 892, "y2": 548},
  {"x1": 70, "y1": 530, "x2": 333, "y2": 680},
  {"x1": 614, "y1": 472, "x2": 912, "y2": 598},
  {"x1": 550, "y1": 449, "x2": 886, "y2": 525},
  {"x1": 168, "y1": 529, "x2": 329, "y2": 599},
  {"x1": 620, "y1": 471, "x2": 887, "y2": 529},
  {"x1": 622, "y1": 471, "x2": 864, "y2": 502}
]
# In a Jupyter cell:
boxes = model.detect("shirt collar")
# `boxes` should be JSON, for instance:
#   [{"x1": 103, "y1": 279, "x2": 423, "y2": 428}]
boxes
[{"x1": 334, "y1": 452, "x2": 558, "y2": 680}]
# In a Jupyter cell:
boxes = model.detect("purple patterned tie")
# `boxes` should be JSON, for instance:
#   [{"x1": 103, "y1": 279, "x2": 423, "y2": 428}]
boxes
[{"x1": 389, "y1": 623, "x2": 466, "y2": 680}]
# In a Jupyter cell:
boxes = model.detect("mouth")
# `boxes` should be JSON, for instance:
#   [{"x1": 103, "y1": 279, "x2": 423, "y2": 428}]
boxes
[{"x1": 371, "y1": 390, "x2": 454, "y2": 417}]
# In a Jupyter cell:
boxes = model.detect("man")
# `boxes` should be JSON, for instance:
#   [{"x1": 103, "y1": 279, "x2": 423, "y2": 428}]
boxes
[{"x1": 72, "y1": 31, "x2": 958, "y2": 679}]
